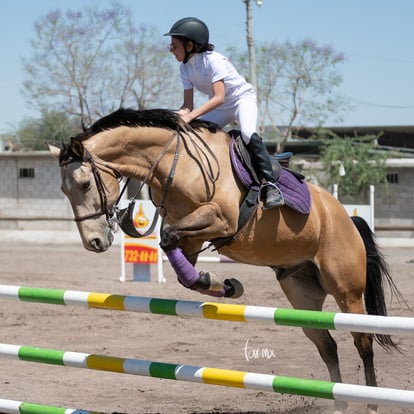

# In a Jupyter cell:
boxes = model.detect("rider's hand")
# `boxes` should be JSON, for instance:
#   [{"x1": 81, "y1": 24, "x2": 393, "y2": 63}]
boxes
[{"x1": 178, "y1": 108, "x2": 193, "y2": 124}]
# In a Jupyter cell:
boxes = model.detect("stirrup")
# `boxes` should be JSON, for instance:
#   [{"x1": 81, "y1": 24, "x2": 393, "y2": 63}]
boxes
[{"x1": 259, "y1": 182, "x2": 284, "y2": 209}]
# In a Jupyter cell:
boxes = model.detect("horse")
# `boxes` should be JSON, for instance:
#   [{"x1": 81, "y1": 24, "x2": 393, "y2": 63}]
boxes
[{"x1": 49, "y1": 108, "x2": 402, "y2": 414}]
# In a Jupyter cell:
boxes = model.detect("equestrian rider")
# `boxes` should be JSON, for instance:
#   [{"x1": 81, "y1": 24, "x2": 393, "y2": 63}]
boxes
[{"x1": 165, "y1": 17, "x2": 283, "y2": 210}]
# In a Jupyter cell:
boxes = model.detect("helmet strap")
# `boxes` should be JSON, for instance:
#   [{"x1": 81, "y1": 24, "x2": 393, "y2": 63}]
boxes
[{"x1": 182, "y1": 39, "x2": 195, "y2": 64}]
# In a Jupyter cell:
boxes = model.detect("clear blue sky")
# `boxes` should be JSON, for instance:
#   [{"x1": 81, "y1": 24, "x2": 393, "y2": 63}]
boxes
[{"x1": 1, "y1": 0, "x2": 413, "y2": 132}]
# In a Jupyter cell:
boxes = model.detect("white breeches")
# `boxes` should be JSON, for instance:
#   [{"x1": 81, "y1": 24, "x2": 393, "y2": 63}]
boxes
[{"x1": 199, "y1": 92, "x2": 258, "y2": 144}]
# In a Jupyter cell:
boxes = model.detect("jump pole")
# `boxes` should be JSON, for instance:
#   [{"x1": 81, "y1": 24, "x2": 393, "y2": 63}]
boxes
[
  {"x1": 1, "y1": 343, "x2": 414, "y2": 409},
  {"x1": 0, "y1": 397, "x2": 100, "y2": 414},
  {"x1": 162, "y1": 255, "x2": 234, "y2": 263},
  {"x1": 1, "y1": 284, "x2": 413, "y2": 336}
]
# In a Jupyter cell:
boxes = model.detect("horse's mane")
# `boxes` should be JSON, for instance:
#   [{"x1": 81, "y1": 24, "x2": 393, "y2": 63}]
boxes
[
  {"x1": 59, "y1": 108, "x2": 221, "y2": 164},
  {"x1": 73, "y1": 108, "x2": 220, "y2": 142}
]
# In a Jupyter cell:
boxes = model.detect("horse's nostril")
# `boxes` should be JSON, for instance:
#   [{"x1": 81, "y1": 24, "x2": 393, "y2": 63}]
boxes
[{"x1": 90, "y1": 238, "x2": 103, "y2": 251}]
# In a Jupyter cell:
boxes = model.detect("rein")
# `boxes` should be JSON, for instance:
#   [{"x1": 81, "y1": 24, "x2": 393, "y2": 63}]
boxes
[
  {"x1": 116, "y1": 130, "x2": 181, "y2": 238},
  {"x1": 185, "y1": 127, "x2": 221, "y2": 187},
  {"x1": 117, "y1": 125, "x2": 221, "y2": 238}
]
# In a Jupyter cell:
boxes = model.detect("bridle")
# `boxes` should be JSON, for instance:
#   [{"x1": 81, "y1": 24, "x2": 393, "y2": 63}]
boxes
[
  {"x1": 59, "y1": 132, "x2": 183, "y2": 235},
  {"x1": 59, "y1": 145, "x2": 122, "y2": 227}
]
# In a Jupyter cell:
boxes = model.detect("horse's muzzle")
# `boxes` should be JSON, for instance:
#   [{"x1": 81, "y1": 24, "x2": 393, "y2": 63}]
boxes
[{"x1": 86, "y1": 229, "x2": 114, "y2": 252}]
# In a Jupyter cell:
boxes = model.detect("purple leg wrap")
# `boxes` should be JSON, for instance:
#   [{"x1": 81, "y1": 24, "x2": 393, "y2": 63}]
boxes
[
  {"x1": 165, "y1": 248, "x2": 199, "y2": 287},
  {"x1": 165, "y1": 248, "x2": 225, "y2": 297}
]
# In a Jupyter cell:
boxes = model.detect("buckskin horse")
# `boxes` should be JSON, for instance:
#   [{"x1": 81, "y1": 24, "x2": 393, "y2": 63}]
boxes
[{"x1": 49, "y1": 108, "x2": 402, "y2": 413}]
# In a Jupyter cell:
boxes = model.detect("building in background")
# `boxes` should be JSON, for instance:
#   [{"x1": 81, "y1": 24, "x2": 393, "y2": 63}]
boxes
[{"x1": 0, "y1": 125, "x2": 413, "y2": 238}]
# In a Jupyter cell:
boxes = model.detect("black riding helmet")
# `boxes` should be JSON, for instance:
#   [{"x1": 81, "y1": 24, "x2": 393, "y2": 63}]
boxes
[
  {"x1": 164, "y1": 17, "x2": 209, "y2": 47},
  {"x1": 165, "y1": 17, "x2": 213, "y2": 63}
]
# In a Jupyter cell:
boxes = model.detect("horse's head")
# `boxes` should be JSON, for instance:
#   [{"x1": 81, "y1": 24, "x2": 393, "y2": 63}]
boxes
[{"x1": 49, "y1": 139, "x2": 121, "y2": 253}]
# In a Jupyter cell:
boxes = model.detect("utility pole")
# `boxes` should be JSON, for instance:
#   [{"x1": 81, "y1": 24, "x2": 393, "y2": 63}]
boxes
[{"x1": 243, "y1": 0, "x2": 262, "y2": 92}]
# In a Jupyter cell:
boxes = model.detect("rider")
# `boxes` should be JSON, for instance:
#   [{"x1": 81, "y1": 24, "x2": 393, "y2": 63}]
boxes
[{"x1": 164, "y1": 17, "x2": 283, "y2": 210}]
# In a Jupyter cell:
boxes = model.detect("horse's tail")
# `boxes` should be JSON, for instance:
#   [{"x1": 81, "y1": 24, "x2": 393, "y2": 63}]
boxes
[{"x1": 351, "y1": 215, "x2": 404, "y2": 351}]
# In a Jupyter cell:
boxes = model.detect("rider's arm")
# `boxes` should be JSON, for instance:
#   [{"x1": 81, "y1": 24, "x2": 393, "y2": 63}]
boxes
[
  {"x1": 177, "y1": 88, "x2": 194, "y2": 116},
  {"x1": 181, "y1": 80, "x2": 225, "y2": 123}
]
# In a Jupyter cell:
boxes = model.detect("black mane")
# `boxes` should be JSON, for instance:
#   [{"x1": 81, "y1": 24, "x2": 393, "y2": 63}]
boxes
[
  {"x1": 91, "y1": 108, "x2": 181, "y2": 133},
  {"x1": 73, "y1": 108, "x2": 219, "y2": 142},
  {"x1": 59, "y1": 108, "x2": 220, "y2": 165}
]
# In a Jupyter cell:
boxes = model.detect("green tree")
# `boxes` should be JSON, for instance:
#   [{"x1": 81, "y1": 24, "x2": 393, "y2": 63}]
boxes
[
  {"x1": 22, "y1": 2, "x2": 180, "y2": 127},
  {"x1": 229, "y1": 40, "x2": 348, "y2": 153},
  {"x1": 16, "y1": 110, "x2": 79, "y2": 151},
  {"x1": 315, "y1": 130, "x2": 389, "y2": 202}
]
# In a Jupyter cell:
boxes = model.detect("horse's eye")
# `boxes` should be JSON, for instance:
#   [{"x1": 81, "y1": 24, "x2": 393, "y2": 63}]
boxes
[{"x1": 79, "y1": 181, "x2": 91, "y2": 191}]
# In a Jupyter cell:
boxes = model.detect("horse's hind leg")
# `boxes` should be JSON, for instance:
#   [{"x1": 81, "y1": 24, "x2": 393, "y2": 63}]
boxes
[
  {"x1": 353, "y1": 332, "x2": 377, "y2": 414},
  {"x1": 317, "y1": 255, "x2": 379, "y2": 414},
  {"x1": 332, "y1": 290, "x2": 378, "y2": 413},
  {"x1": 275, "y1": 264, "x2": 348, "y2": 413}
]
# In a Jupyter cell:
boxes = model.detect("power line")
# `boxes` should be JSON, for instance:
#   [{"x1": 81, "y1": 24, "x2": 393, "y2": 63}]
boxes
[
  {"x1": 349, "y1": 54, "x2": 414, "y2": 65},
  {"x1": 347, "y1": 96, "x2": 414, "y2": 109}
]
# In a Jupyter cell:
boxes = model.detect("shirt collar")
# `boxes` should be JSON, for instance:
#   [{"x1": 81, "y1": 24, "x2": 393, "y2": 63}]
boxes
[{"x1": 187, "y1": 53, "x2": 198, "y2": 65}]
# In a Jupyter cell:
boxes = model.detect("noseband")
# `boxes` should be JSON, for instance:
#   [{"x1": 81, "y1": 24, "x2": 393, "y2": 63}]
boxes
[{"x1": 60, "y1": 146, "x2": 121, "y2": 224}]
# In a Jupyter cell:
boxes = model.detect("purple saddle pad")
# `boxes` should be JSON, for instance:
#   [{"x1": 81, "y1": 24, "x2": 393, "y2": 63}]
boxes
[{"x1": 230, "y1": 139, "x2": 311, "y2": 215}]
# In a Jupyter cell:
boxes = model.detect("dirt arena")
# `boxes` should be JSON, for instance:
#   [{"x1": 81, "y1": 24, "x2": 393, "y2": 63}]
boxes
[{"x1": 1, "y1": 241, "x2": 413, "y2": 414}]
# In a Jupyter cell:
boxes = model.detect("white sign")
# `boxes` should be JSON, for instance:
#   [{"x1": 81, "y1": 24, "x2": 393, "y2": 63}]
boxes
[
  {"x1": 119, "y1": 200, "x2": 165, "y2": 283},
  {"x1": 333, "y1": 185, "x2": 375, "y2": 231}
]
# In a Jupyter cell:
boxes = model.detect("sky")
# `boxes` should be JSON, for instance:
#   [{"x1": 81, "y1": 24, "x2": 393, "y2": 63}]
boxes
[{"x1": 1, "y1": 0, "x2": 414, "y2": 133}]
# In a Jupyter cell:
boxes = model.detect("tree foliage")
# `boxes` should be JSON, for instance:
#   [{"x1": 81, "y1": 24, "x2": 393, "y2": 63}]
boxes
[
  {"x1": 315, "y1": 130, "x2": 389, "y2": 201},
  {"x1": 22, "y1": 2, "x2": 180, "y2": 127},
  {"x1": 15, "y1": 110, "x2": 79, "y2": 151},
  {"x1": 17, "y1": 2, "x2": 352, "y2": 155},
  {"x1": 229, "y1": 40, "x2": 349, "y2": 153}
]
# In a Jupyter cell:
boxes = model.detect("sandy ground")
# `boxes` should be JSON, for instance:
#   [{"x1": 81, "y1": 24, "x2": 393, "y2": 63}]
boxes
[{"x1": 0, "y1": 241, "x2": 413, "y2": 414}]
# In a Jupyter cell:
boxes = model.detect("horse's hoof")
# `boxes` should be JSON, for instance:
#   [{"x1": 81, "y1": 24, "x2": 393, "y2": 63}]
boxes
[{"x1": 223, "y1": 278, "x2": 244, "y2": 298}]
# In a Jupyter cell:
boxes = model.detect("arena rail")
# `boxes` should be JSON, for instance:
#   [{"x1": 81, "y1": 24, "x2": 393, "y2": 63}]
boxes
[
  {"x1": 1, "y1": 284, "x2": 413, "y2": 335},
  {"x1": 1, "y1": 343, "x2": 414, "y2": 409}
]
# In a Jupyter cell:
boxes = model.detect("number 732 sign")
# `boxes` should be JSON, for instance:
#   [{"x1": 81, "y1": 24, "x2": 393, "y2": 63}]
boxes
[{"x1": 123, "y1": 201, "x2": 159, "y2": 264}]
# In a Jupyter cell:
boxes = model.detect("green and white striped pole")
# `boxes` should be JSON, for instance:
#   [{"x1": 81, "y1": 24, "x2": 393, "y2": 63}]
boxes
[
  {"x1": 0, "y1": 398, "x2": 101, "y2": 414},
  {"x1": 1, "y1": 343, "x2": 414, "y2": 408},
  {"x1": 0, "y1": 284, "x2": 413, "y2": 335}
]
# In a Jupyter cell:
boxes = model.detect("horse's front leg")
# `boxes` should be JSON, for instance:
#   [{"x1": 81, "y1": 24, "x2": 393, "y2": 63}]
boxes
[{"x1": 160, "y1": 203, "x2": 243, "y2": 298}]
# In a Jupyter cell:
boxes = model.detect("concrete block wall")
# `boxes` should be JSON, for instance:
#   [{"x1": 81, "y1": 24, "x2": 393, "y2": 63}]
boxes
[
  {"x1": 0, "y1": 152, "x2": 75, "y2": 231},
  {"x1": 374, "y1": 165, "x2": 414, "y2": 237}
]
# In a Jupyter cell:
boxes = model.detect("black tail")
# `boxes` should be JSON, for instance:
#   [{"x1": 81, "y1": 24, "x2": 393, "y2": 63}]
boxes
[{"x1": 351, "y1": 216, "x2": 405, "y2": 351}]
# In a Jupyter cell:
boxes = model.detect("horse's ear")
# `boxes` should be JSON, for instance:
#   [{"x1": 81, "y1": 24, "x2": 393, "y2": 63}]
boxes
[
  {"x1": 70, "y1": 139, "x2": 84, "y2": 158},
  {"x1": 48, "y1": 143, "x2": 61, "y2": 159},
  {"x1": 81, "y1": 118, "x2": 88, "y2": 132}
]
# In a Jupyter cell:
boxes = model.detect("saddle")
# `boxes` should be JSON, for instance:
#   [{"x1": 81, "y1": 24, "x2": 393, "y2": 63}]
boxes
[
  {"x1": 211, "y1": 131, "x2": 311, "y2": 249},
  {"x1": 229, "y1": 131, "x2": 311, "y2": 213}
]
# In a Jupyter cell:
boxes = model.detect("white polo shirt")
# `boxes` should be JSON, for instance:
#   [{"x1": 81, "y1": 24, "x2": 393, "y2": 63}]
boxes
[{"x1": 180, "y1": 51, "x2": 254, "y2": 108}]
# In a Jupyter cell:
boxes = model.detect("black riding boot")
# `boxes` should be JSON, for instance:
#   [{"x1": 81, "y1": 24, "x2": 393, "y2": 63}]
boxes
[{"x1": 246, "y1": 133, "x2": 284, "y2": 210}]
